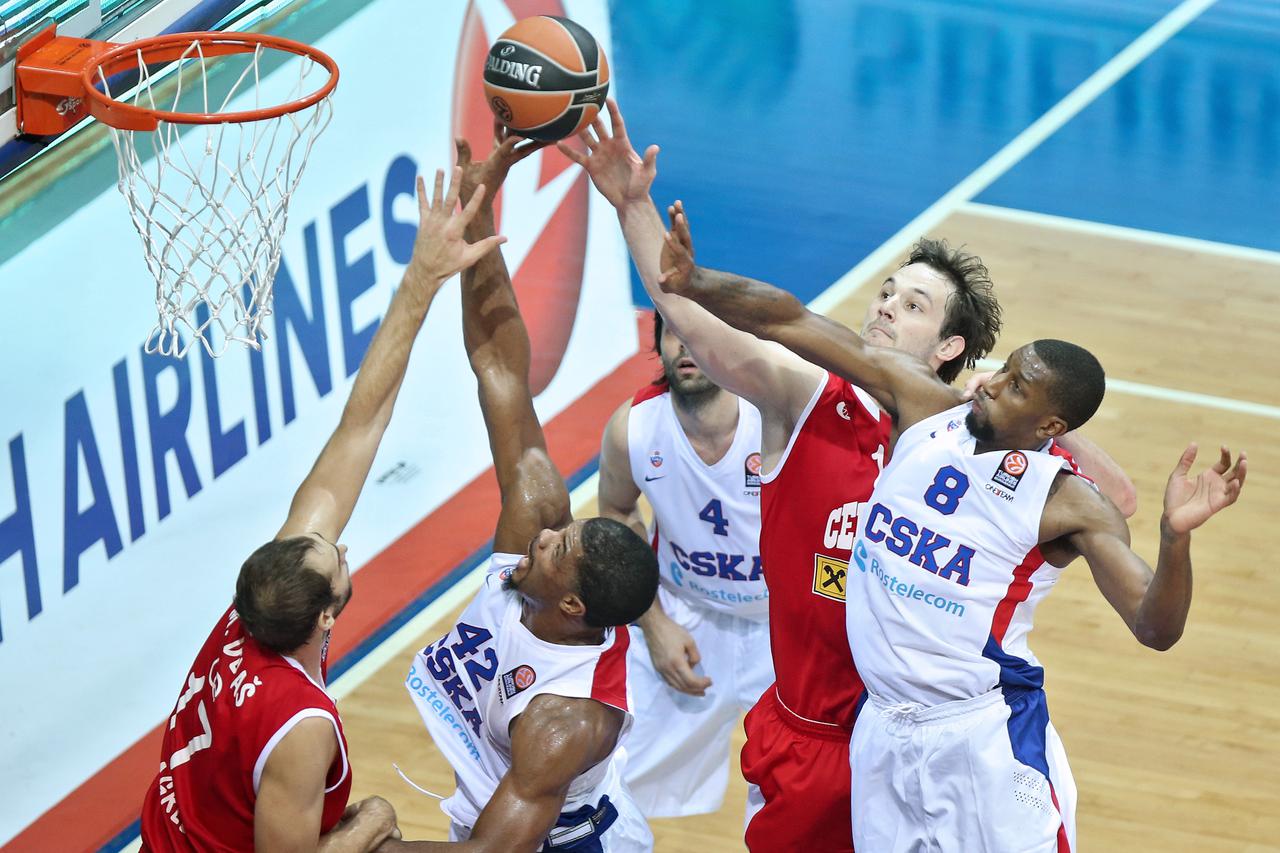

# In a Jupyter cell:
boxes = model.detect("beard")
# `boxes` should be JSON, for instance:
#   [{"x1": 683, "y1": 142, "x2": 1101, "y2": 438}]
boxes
[
  {"x1": 662, "y1": 358, "x2": 718, "y2": 408},
  {"x1": 965, "y1": 407, "x2": 996, "y2": 442}
]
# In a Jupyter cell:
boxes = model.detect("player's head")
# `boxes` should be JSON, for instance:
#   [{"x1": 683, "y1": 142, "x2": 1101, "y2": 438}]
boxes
[
  {"x1": 233, "y1": 532, "x2": 354, "y2": 655},
  {"x1": 652, "y1": 310, "x2": 718, "y2": 404},
  {"x1": 505, "y1": 517, "x2": 658, "y2": 627},
  {"x1": 966, "y1": 340, "x2": 1106, "y2": 446},
  {"x1": 862, "y1": 238, "x2": 1002, "y2": 383}
]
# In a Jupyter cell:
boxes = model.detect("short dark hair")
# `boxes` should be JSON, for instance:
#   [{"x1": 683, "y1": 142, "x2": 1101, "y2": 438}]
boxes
[
  {"x1": 233, "y1": 537, "x2": 335, "y2": 654},
  {"x1": 575, "y1": 518, "x2": 659, "y2": 627},
  {"x1": 904, "y1": 238, "x2": 1002, "y2": 383},
  {"x1": 1030, "y1": 340, "x2": 1106, "y2": 431}
]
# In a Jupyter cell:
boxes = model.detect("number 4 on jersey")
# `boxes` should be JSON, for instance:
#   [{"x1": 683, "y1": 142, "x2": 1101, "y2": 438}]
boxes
[{"x1": 698, "y1": 499, "x2": 730, "y2": 536}]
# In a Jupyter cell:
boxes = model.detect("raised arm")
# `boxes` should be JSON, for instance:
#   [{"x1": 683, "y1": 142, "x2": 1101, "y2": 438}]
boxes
[
  {"x1": 657, "y1": 205, "x2": 959, "y2": 431},
  {"x1": 374, "y1": 696, "x2": 623, "y2": 852},
  {"x1": 557, "y1": 100, "x2": 822, "y2": 435},
  {"x1": 455, "y1": 132, "x2": 569, "y2": 555},
  {"x1": 1045, "y1": 445, "x2": 1245, "y2": 650},
  {"x1": 278, "y1": 169, "x2": 505, "y2": 541}
]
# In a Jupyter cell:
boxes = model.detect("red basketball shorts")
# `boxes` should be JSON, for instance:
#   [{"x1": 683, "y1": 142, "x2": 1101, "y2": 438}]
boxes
[{"x1": 741, "y1": 687, "x2": 855, "y2": 852}]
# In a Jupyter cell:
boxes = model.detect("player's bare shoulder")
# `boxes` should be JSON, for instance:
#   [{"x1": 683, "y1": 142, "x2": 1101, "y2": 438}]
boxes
[
  {"x1": 603, "y1": 399, "x2": 632, "y2": 452},
  {"x1": 511, "y1": 693, "x2": 626, "y2": 773},
  {"x1": 1040, "y1": 468, "x2": 1127, "y2": 545}
]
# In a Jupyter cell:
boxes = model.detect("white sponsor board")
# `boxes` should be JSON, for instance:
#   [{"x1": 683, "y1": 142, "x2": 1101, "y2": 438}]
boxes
[{"x1": 0, "y1": 0, "x2": 630, "y2": 841}]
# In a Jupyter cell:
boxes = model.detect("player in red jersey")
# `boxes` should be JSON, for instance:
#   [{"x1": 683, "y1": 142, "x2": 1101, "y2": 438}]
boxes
[
  {"x1": 561, "y1": 100, "x2": 1135, "y2": 851},
  {"x1": 139, "y1": 166, "x2": 508, "y2": 852}
]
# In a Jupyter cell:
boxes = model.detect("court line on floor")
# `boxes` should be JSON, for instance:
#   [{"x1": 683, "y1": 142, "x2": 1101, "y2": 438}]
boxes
[
  {"x1": 961, "y1": 203, "x2": 1280, "y2": 267},
  {"x1": 810, "y1": 0, "x2": 1219, "y2": 316}
]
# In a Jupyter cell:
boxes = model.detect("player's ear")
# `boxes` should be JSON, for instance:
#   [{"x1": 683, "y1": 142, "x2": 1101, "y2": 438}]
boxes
[
  {"x1": 317, "y1": 606, "x2": 337, "y2": 633},
  {"x1": 560, "y1": 593, "x2": 587, "y2": 621},
  {"x1": 934, "y1": 334, "x2": 965, "y2": 366},
  {"x1": 1038, "y1": 415, "x2": 1069, "y2": 440}
]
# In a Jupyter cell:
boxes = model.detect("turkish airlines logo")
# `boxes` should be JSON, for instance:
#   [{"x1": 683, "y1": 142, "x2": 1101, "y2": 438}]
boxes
[{"x1": 454, "y1": 0, "x2": 590, "y2": 395}]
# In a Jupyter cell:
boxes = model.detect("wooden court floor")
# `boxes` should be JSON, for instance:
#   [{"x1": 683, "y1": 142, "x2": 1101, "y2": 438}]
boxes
[{"x1": 339, "y1": 207, "x2": 1280, "y2": 851}]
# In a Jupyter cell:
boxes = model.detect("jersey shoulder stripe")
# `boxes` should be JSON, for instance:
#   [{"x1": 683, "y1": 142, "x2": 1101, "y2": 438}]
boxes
[
  {"x1": 631, "y1": 380, "x2": 668, "y2": 407},
  {"x1": 589, "y1": 626, "x2": 631, "y2": 712}
]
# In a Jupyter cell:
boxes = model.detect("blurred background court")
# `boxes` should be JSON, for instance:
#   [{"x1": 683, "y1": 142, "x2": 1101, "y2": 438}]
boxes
[{"x1": 1, "y1": 0, "x2": 1277, "y2": 850}]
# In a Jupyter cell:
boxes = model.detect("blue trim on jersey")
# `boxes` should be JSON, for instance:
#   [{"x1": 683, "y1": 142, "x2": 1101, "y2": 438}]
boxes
[
  {"x1": 982, "y1": 634, "x2": 1045, "y2": 692},
  {"x1": 854, "y1": 689, "x2": 869, "y2": 721},
  {"x1": 1003, "y1": 688, "x2": 1053, "y2": 781}
]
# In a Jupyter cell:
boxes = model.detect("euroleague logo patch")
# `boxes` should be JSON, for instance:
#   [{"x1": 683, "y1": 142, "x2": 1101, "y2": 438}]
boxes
[
  {"x1": 501, "y1": 664, "x2": 537, "y2": 701},
  {"x1": 744, "y1": 451, "x2": 762, "y2": 488},
  {"x1": 992, "y1": 451, "x2": 1028, "y2": 491}
]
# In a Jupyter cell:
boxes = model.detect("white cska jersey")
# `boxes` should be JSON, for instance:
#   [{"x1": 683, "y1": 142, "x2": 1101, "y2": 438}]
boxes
[
  {"x1": 627, "y1": 383, "x2": 768, "y2": 620},
  {"x1": 848, "y1": 404, "x2": 1072, "y2": 706},
  {"x1": 406, "y1": 554, "x2": 633, "y2": 829}
]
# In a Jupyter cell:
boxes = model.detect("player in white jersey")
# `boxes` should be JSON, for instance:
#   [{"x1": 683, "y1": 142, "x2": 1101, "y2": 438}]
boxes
[
  {"x1": 598, "y1": 312, "x2": 772, "y2": 817},
  {"x1": 389, "y1": 131, "x2": 658, "y2": 852},
  {"x1": 656, "y1": 234, "x2": 1248, "y2": 852}
]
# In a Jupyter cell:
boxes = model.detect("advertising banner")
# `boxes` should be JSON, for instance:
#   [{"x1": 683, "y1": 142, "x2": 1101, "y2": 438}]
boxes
[{"x1": 0, "y1": 0, "x2": 631, "y2": 841}]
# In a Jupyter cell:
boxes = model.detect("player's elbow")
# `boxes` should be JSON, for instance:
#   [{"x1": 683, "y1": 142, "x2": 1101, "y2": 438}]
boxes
[{"x1": 1135, "y1": 622, "x2": 1183, "y2": 651}]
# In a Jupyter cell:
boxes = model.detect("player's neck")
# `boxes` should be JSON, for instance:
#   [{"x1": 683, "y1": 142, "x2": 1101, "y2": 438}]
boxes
[
  {"x1": 671, "y1": 388, "x2": 739, "y2": 465},
  {"x1": 520, "y1": 600, "x2": 607, "y2": 646},
  {"x1": 287, "y1": 633, "x2": 327, "y2": 684}
]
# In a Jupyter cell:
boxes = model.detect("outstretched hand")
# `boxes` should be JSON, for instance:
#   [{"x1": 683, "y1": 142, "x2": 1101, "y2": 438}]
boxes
[
  {"x1": 657, "y1": 200, "x2": 696, "y2": 296},
  {"x1": 1163, "y1": 444, "x2": 1247, "y2": 534},
  {"x1": 556, "y1": 98, "x2": 658, "y2": 208},
  {"x1": 410, "y1": 167, "x2": 507, "y2": 283},
  {"x1": 456, "y1": 121, "x2": 548, "y2": 211}
]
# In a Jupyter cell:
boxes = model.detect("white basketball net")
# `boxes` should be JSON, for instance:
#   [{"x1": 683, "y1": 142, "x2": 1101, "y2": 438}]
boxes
[{"x1": 99, "y1": 39, "x2": 334, "y2": 358}]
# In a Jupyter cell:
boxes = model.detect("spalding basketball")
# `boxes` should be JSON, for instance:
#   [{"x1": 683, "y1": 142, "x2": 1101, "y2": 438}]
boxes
[{"x1": 483, "y1": 16, "x2": 610, "y2": 142}]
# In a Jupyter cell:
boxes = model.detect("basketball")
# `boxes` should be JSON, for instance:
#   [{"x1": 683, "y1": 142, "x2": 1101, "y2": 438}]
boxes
[{"x1": 483, "y1": 16, "x2": 610, "y2": 142}]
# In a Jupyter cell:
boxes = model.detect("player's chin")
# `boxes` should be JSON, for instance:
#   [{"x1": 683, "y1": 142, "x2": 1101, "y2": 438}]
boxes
[
  {"x1": 672, "y1": 373, "x2": 714, "y2": 395},
  {"x1": 503, "y1": 557, "x2": 530, "y2": 591},
  {"x1": 965, "y1": 408, "x2": 996, "y2": 441}
]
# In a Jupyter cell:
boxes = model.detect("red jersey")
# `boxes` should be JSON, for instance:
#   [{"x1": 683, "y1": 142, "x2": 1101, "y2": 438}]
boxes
[
  {"x1": 759, "y1": 371, "x2": 888, "y2": 726},
  {"x1": 140, "y1": 606, "x2": 352, "y2": 851}
]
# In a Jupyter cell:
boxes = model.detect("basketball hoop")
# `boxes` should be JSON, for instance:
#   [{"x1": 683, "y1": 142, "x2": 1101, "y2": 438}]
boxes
[{"x1": 15, "y1": 27, "x2": 339, "y2": 357}]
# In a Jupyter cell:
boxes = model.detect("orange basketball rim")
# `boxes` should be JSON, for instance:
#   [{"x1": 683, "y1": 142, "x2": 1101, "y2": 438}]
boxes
[{"x1": 15, "y1": 24, "x2": 338, "y2": 134}]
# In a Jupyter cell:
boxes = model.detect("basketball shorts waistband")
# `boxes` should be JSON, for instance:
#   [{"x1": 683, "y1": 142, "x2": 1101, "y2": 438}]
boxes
[
  {"x1": 865, "y1": 685, "x2": 1026, "y2": 725},
  {"x1": 769, "y1": 687, "x2": 855, "y2": 740}
]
